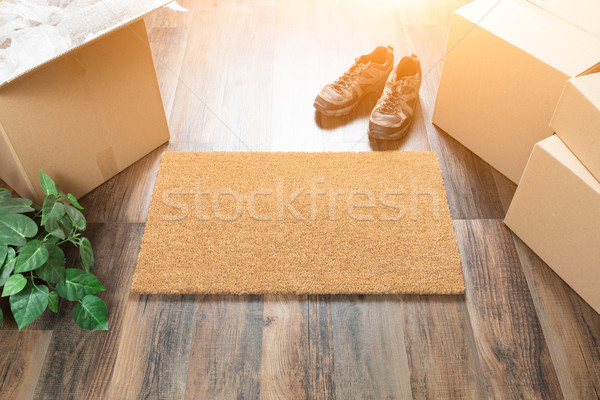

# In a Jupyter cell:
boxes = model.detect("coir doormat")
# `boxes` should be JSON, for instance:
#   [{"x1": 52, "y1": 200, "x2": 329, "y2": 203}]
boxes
[{"x1": 132, "y1": 152, "x2": 465, "y2": 294}]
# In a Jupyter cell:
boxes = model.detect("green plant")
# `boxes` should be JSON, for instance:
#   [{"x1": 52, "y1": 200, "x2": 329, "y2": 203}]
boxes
[{"x1": 0, "y1": 171, "x2": 107, "y2": 331}]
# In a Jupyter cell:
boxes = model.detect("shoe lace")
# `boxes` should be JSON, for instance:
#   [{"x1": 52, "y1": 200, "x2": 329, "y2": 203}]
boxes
[
  {"x1": 378, "y1": 79, "x2": 411, "y2": 114},
  {"x1": 331, "y1": 58, "x2": 368, "y2": 94}
]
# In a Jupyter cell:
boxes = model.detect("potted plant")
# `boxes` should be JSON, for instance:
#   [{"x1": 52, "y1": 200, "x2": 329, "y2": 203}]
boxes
[{"x1": 0, "y1": 171, "x2": 107, "y2": 330}]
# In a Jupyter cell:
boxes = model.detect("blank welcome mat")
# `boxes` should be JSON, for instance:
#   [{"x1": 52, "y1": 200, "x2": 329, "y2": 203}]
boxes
[{"x1": 132, "y1": 152, "x2": 465, "y2": 294}]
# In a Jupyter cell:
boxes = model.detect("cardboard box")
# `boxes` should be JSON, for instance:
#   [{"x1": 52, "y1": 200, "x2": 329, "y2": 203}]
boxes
[
  {"x1": 432, "y1": 0, "x2": 600, "y2": 183},
  {"x1": 0, "y1": 2, "x2": 170, "y2": 203},
  {"x1": 551, "y1": 73, "x2": 600, "y2": 182},
  {"x1": 505, "y1": 135, "x2": 600, "y2": 313}
]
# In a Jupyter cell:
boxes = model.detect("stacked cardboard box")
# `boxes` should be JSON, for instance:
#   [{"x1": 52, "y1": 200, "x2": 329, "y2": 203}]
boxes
[
  {"x1": 0, "y1": 1, "x2": 171, "y2": 204},
  {"x1": 505, "y1": 73, "x2": 600, "y2": 313},
  {"x1": 550, "y1": 74, "x2": 600, "y2": 182},
  {"x1": 433, "y1": 0, "x2": 600, "y2": 312},
  {"x1": 432, "y1": 0, "x2": 600, "y2": 183},
  {"x1": 504, "y1": 134, "x2": 600, "y2": 313}
]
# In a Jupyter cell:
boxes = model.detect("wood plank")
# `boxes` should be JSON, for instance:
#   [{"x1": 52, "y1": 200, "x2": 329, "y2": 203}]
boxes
[
  {"x1": 144, "y1": 0, "x2": 196, "y2": 121},
  {"x1": 307, "y1": 295, "x2": 336, "y2": 400},
  {"x1": 105, "y1": 293, "x2": 196, "y2": 399},
  {"x1": 147, "y1": 25, "x2": 192, "y2": 121},
  {"x1": 33, "y1": 223, "x2": 144, "y2": 399},
  {"x1": 256, "y1": 295, "x2": 336, "y2": 400},
  {"x1": 400, "y1": 295, "x2": 487, "y2": 399},
  {"x1": 512, "y1": 236, "x2": 600, "y2": 399},
  {"x1": 184, "y1": 295, "x2": 263, "y2": 400},
  {"x1": 260, "y1": 295, "x2": 309, "y2": 400},
  {"x1": 428, "y1": 128, "x2": 506, "y2": 217},
  {"x1": 271, "y1": 0, "x2": 322, "y2": 151},
  {"x1": 0, "y1": 330, "x2": 52, "y2": 400},
  {"x1": 271, "y1": 25, "x2": 325, "y2": 151},
  {"x1": 330, "y1": 295, "x2": 412, "y2": 399},
  {"x1": 167, "y1": 2, "x2": 275, "y2": 149},
  {"x1": 492, "y1": 169, "x2": 517, "y2": 214},
  {"x1": 454, "y1": 219, "x2": 564, "y2": 399}
]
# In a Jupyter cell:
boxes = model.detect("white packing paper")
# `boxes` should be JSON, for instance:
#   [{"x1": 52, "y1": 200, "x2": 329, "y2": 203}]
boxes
[{"x1": 0, "y1": 0, "x2": 172, "y2": 87}]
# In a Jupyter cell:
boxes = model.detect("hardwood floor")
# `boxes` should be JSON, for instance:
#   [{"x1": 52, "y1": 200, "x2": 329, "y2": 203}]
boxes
[{"x1": 1, "y1": 0, "x2": 599, "y2": 398}]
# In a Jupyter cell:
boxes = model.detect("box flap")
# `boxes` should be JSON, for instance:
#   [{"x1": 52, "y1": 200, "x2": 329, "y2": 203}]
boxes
[
  {"x1": 570, "y1": 72, "x2": 600, "y2": 106},
  {"x1": 0, "y1": 0, "x2": 172, "y2": 89},
  {"x1": 457, "y1": 0, "x2": 600, "y2": 77},
  {"x1": 538, "y1": 135, "x2": 600, "y2": 193},
  {"x1": 550, "y1": 72, "x2": 600, "y2": 182}
]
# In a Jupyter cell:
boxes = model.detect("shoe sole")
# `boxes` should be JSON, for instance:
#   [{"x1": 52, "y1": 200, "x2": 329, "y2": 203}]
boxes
[
  {"x1": 314, "y1": 75, "x2": 389, "y2": 117},
  {"x1": 368, "y1": 116, "x2": 414, "y2": 141},
  {"x1": 313, "y1": 98, "x2": 357, "y2": 117}
]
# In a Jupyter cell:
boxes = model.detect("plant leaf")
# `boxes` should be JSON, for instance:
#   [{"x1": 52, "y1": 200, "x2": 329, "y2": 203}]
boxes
[
  {"x1": 10, "y1": 281, "x2": 48, "y2": 331},
  {"x1": 65, "y1": 204, "x2": 86, "y2": 231},
  {"x1": 0, "y1": 212, "x2": 38, "y2": 246},
  {"x1": 67, "y1": 194, "x2": 84, "y2": 210},
  {"x1": 0, "y1": 205, "x2": 35, "y2": 214},
  {"x1": 36, "y1": 243, "x2": 66, "y2": 284},
  {"x1": 41, "y1": 195, "x2": 65, "y2": 225},
  {"x1": 44, "y1": 219, "x2": 66, "y2": 240},
  {"x1": 73, "y1": 295, "x2": 107, "y2": 330},
  {"x1": 47, "y1": 291, "x2": 59, "y2": 312},
  {"x1": 58, "y1": 214, "x2": 73, "y2": 237},
  {"x1": 0, "y1": 249, "x2": 16, "y2": 286},
  {"x1": 0, "y1": 198, "x2": 34, "y2": 214},
  {"x1": 9, "y1": 198, "x2": 32, "y2": 206},
  {"x1": 2, "y1": 273, "x2": 27, "y2": 297},
  {"x1": 40, "y1": 171, "x2": 58, "y2": 196},
  {"x1": 79, "y1": 237, "x2": 94, "y2": 272},
  {"x1": 45, "y1": 236, "x2": 59, "y2": 245},
  {"x1": 0, "y1": 188, "x2": 11, "y2": 199},
  {"x1": 55, "y1": 269, "x2": 105, "y2": 301},
  {"x1": 15, "y1": 240, "x2": 49, "y2": 273},
  {"x1": 0, "y1": 244, "x2": 7, "y2": 267}
]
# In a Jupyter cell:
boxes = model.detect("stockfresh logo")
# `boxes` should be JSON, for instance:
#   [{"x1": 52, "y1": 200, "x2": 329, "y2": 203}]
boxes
[{"x1": 159, "y1": 177, "x2": 441, "y2": 223}]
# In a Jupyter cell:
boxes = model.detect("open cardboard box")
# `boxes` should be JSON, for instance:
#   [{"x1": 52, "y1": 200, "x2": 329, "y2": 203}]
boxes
[
  {"x1": 505, "y1": 135, "x2": 600, "y2": 313},
  {"x1": 551, "y1": 73, "x2": 600, "y2": 182},
  {"x1": 0, "y1": 1, "x2": 171, "y2": 203},
  {"x1": 432, "y1": 0, "x2": 600, "y2": 183}
]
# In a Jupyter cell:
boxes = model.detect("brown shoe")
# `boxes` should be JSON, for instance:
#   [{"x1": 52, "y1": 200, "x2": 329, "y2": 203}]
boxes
[
  {"x1": 314, "y1": 46, "x2": 394, "y2": 117},
  {"x1": 368, "y1": 54, "x2": 421, "y2": 140}
]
